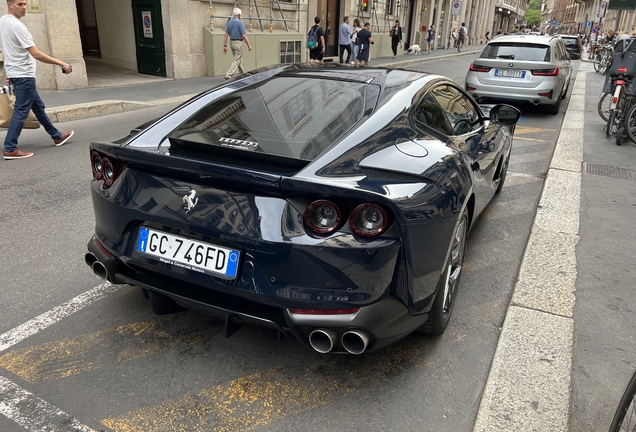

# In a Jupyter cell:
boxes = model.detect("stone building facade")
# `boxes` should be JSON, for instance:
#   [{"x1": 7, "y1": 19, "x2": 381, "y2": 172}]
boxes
[{"x1": 12, "y1": 0, "x2": 529, "y2": 90}]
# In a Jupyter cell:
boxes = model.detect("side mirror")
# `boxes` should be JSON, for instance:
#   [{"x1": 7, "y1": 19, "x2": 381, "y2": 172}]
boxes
[{"x1": 489, "y1": 104, "x2": 520, "y2": 125}]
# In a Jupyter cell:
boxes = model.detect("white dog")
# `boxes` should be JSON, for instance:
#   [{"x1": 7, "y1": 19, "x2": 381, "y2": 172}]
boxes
[{"x1": 408, "y1": 44, "x2": 421, "y2": 55}]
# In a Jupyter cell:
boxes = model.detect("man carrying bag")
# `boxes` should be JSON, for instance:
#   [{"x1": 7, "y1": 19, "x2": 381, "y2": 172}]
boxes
[
  {"x1": 0, "y1": 84, "x2": 39, "y2": 129},
  {"x1": 0, "y1": 0, "x2": 74, "y2": 160}
]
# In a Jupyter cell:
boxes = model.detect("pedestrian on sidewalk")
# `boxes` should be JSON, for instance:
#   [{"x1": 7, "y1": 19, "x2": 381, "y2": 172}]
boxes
[
  {"x1": 426, "y1": 25, "x2": 435, "y2": 54},
  {"x1": 457, "y1": 22, "x2": 467, "y2": 52},
  {"x1": 356, "y1": 22, "x2": 374, "y2": 67},
  {"x1": 351, "y1": 19, "x2": 361, "y2": 64},
  {"x1": 223, "y1": 8, "x2": 252, "y2": 80},
  {"x1": 0, "y1": 0, "x2": 74, "y2": 160},
  {"x1": 339, "y1": 16, "x2": 352, "y2": 64},
  {"x1": 448, "y1": 27, "x2": 457, "y2": 49},
  {"x1": 390, "y1": 20, "x2": 402, "y2": 59},
  {"x1": 485, "y1": 31, "x2": 491, "y2": 43},
  {"x1": 308, "y1": 16, "x2": 326, "y2": 64}
]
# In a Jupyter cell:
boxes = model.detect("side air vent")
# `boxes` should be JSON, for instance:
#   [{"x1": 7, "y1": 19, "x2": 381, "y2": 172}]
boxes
[
  {"x1": 394, "y1": 254, "x2": 409, "y2": 307},
  {"x1": 362, "y1": 168, "x2": 425, "y2": 184}
]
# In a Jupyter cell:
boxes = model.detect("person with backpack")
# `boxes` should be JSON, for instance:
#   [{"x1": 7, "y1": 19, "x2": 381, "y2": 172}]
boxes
[
  {"x1": 307, "y1": 16, "x2": 326, "y2": 64},
  {"x1": 457, "y1": 22, "x2": 467, "y2": 52},
  {"x1": 426, "y1": 25, "x2": 435, "y2": 55}
]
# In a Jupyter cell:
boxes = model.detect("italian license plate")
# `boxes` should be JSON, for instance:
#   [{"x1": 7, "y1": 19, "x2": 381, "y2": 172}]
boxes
[
  {"x1": 136, "y1": 227, "x2": 240, "y2": 279},
  {"x1": 495, "y1": 69, "x2": 526, "y2": 78}
]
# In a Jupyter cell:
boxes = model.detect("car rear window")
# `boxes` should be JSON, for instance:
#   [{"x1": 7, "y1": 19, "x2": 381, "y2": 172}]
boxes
[
  {"x1": 169, "y1": 76, "x2": 368, "y2": 162},
  {"x1": 480, "y1": 43, "x2": 551, "y2": 62}
]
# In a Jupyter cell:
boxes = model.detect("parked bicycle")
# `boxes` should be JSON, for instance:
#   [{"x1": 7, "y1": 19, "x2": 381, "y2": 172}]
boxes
[
  {"x1": 596, "y1": 44, "x2": 614, "y2": 75},
  {"x1": 609, "y1": 368, "x2": 636, "y2": 432},
  {"x1": 601, "y1": 38, "x2": 636, "y2": 145}
]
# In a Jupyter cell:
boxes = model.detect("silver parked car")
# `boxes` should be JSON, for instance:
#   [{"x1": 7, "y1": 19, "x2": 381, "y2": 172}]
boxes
[{"x1": 465, "y1": 34, "x2": 572, "y2": 114}]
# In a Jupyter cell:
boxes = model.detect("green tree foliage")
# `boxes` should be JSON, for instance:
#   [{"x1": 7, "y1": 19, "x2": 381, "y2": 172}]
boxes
[
  {"x1": 524, "y1": 9, "x2": 541, "y2": 27},
  {"x1": 528, "y1": 0, "x2": 542, "y2": 10}
]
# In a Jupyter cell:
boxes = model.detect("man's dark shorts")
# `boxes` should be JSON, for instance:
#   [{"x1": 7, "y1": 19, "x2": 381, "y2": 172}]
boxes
[
  {"x1": 309, "y1": 48, "x2": 324, "y2": 61},
  {"x1": 357, "y1": 47, "x2": 370, "y2": 61}
]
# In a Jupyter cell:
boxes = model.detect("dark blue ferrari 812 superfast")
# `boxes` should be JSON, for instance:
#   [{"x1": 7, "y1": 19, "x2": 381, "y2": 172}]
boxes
[{"x1": 85, "y1": 63, "x2": 520, "y2": 354}]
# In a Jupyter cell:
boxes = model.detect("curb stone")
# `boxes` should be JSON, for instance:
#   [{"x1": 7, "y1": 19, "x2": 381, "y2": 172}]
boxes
[{"x1": 473, "y1": 62, "x2": 592, "y2": 431}]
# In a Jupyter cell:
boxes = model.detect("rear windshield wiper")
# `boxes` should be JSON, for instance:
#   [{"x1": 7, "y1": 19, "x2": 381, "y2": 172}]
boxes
[{"x1": 497, "y1": 55, "x2": 515, "y2": 59}]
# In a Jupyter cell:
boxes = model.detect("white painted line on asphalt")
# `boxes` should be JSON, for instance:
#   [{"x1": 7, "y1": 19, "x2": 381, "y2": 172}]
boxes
[
  {"x1": 0, "y1": 282, "x2": 121, "y2": 353},
  {"x1": 0, "y1": 376, "x2": 97, "y2": 432}
]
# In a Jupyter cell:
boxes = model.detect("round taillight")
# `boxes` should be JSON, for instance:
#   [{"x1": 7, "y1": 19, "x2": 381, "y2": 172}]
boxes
[
  {"x1": 91, "y1": 152, "x2": 102, "y2": 180},
  {"x1": 304, "y1": 200, "x2": 341, "y2": 234},
  {"x1": 350, "y1": 203, "x2": 389, "y2": 237},
  {"x1": 102, "y1": 157, "x2": 115, "y2": 187}
]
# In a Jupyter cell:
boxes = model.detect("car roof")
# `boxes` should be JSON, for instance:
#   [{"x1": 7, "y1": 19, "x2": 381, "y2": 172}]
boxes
[
  {"x1": 489, "y1": 34, "x2": 558, "y2": 46},
  {"x1": 557, "y1": 34, "x2": 579, "y2": 39}
]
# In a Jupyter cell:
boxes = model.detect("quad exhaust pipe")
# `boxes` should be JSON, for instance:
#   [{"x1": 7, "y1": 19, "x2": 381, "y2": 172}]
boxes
[
  {"x1": 85, "y1": 252, "x2": 108, "y2": 280},
  {"x1": 341, "y1": 330, "x2": 371, "y2": 355}
]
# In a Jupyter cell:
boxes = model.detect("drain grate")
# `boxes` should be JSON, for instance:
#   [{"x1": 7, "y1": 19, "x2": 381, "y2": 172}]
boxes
[{"x1": 582, "y1": 163, "x2": 636, "y2": 181}]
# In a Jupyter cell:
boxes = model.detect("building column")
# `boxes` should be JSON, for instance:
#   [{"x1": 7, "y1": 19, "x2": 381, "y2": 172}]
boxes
[
  {"x1": 29, "y1": 0, "x2": 88, "y2": 90},
  {"x1": 161, "y1": 0, "x2": 206, "y2": 79}
]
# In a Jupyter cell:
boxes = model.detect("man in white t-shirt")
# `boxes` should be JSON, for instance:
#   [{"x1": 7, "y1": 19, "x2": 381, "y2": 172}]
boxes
[{"x1": 0, "y1": 0, "x2": 74, "y2": 160}]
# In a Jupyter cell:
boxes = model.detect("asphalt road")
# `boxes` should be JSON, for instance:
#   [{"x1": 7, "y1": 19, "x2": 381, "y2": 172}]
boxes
[{"x1": 0, "y1": 57, "x2": 579, "y2": 432}]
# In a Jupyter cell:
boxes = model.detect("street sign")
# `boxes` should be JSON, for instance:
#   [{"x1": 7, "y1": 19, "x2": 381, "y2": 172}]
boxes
[
  {"x1": 451, "y1": 1, "x2": 461, "y2": 15},
  {"x1": 601, "y1": 1, "x2": 607, "y2": 17},
  {"x1": 586, "y1": 21, "x2": 591, "y2": 27},
  {"x1": 552, "y1": 20, "x2": 557, "y2": 26}
]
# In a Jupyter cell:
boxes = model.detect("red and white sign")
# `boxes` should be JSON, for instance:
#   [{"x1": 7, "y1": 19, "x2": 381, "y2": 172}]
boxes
[{"x1": 142, "y1": 11, "x2": 153, "y2": 38}]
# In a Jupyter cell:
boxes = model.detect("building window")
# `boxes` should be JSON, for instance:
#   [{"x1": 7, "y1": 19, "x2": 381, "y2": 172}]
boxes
[
  {"x1": 280, "y1": 41, "x2": 301, "y2": 63},
  {"x1": 386, "y1": 0, "x2": 394, "y2": 15}
]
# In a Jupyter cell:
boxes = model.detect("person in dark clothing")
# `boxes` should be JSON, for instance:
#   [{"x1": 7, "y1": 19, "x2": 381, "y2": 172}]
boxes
[
  {"x1": 308, "y1": 16, "x2": 326, "y2": 63},
  {"x1": 390, "y1": 20, "x2": 402, "y2": 58},
  {"x1": 356, "y1": 22, "x2": 374, "y2": 67}
]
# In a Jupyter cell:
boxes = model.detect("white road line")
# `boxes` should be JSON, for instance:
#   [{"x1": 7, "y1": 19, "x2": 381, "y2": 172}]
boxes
[
  {"x1": 0, "y1": 376, "x2": 97, "y2": 432},
  {"x1": 0, "y1": 282, "x2": 121, "y2": 353}
]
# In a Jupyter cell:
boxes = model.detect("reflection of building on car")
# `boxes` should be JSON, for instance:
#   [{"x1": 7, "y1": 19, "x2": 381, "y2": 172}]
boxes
[{"x1": 85, "y1": 63, "x2": 520, "y2": 355}]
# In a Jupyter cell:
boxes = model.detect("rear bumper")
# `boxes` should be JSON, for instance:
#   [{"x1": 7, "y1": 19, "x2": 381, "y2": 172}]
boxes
[
  {"x1": 466, "y1": 76, "x2": 562, "y2": 105},
  {"x1": 86, "y1": 236, "x2": 427, "y2": 354}
]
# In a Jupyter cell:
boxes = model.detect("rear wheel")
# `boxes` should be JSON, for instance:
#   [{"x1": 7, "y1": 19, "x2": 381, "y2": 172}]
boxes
[
  {"x1": 609, "y1": 369, "x2": 636, "y2": 432},
  {"x1": 598, "y1": 92, "x2": 611, "y2": 122},
  {"x1": 624, "y1": 103, "x2": 636, "y2": 144},
  {"x1": 422, "y1": 212, "x2": 468, "y2": 334},
  {"x1": 546, "y1": 96, "x2": 561, "y2": 115}
]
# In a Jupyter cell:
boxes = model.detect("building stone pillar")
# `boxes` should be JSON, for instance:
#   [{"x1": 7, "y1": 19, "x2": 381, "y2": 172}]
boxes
[
  {"x1": 29, "y1": 0, "x2": 87, "y2": 90},
  {"x1": 486, "y1": 0, "x2": 496, "y2": 36},
  {"x1": 161, "y1": 0, "x2": 206, "y2": 79}
]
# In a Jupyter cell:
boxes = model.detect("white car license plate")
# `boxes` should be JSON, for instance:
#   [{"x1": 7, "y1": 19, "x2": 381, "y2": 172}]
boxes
[
  {"x1": 495, "y1": 69, "x2": 526, "y2": 78},
  {"x1": 136, "y1": 227, "x2": 240, "y2": 279}
]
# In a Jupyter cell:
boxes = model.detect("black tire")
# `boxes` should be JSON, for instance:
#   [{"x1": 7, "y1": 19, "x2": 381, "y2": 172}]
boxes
[
  {"x1": 609, "y1": 369, "x2": 636, "y2": 432},
  {"x1": 598, "y1": 92, "x2": 611, "y2": 122},
  {"x1": 617, "y1": 127, "x2": 624, "y2": 146},
  {"x1": 495, "y1": 152, "x2": 510, "y2": 194},
  {"x1": 624, "y1": 103, "x2": 636, "y2": 144},
  {"x1": 562, "y1": 80, "x2": 570, "y2": 99},
  {"x1": 422, "y1": 212, "x2": 468, "y2": 334},
  {"x1": 546, "y1": 96, "x2": 561, "y2": 115},
  {"x1": 608, "y1": 109, "x2": 616, "y2": 137}
]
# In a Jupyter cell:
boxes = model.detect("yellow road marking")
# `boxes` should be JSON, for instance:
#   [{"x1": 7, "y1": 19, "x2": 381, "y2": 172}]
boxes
[
  {"x1": 514, "y1": 137, "x2": 551, "y2": 143},
  {"x1": 0, "y1": 321, "x2": 211, "y2": 384},
  {"x1": 514, "y1": 126, "x2": 557, "y2": 135}
]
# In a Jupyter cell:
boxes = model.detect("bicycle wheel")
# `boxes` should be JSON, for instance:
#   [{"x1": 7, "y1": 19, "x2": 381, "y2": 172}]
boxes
[
  {"x1": 599, "y1": 92, "x2": 612, "y2": 122},
  {"x1": 625, "y1": 103, "x2": 636, "y2": 144},
  {"x1": 600, "y1": 59, "x2": 609, "y2": 75},
  {"x1": 595, "y1": 57, "x2": 602, "y2": 73},
  {"x1": 609, "y1": 369, "x2": 636, "y2": 432}
]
